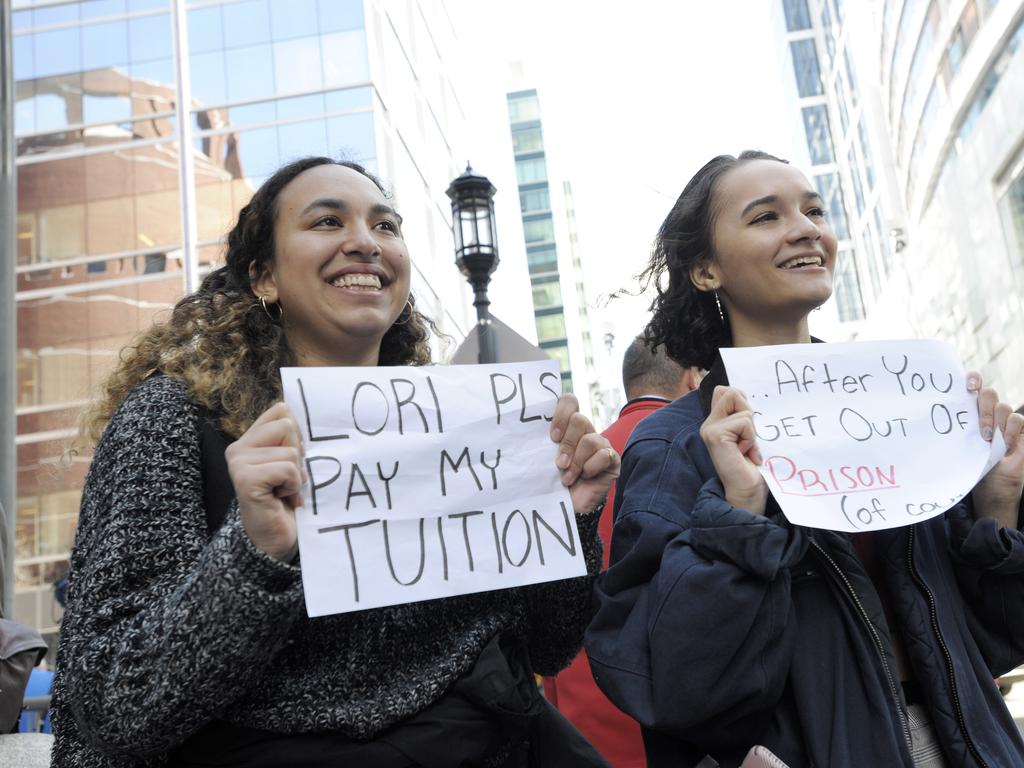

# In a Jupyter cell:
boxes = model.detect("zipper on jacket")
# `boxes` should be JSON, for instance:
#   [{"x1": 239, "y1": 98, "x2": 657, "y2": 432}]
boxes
[
  {"x1": 906, "y1": 528, "x2": 989, "y2": 768},
  {"x1": 810, "y1": 539, "x2": 914, "y2": 757}
]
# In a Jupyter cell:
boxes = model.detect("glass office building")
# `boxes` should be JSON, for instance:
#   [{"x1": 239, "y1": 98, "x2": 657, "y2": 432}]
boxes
[
  {"x1": 781, "y1": 0, "x2": 895, "y2": 326},
  {"x1": 506, "y1": 87, "x2": 597, "y2": 417},
  {"x1": 10, "y1": 0, "x2": 473, "y2": 650}
]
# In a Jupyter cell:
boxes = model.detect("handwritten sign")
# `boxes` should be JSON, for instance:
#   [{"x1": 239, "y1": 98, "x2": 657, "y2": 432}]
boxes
[
  {"x1": 720, "y1": 340, "x2": 1006, "y2": 532},
  {"x1": 280, "y1": 360, "x2": 587, "y2": 616}
]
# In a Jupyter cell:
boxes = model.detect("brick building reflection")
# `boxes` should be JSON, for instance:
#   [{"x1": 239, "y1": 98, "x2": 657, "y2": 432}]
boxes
[{"x1": 15, "y1": 65, "x2": 254, "y2": 647}]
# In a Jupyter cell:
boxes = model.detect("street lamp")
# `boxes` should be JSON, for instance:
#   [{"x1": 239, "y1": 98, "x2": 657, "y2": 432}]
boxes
[{"x1": 447, "y1": 164, "x2": 498, "y2": 364}]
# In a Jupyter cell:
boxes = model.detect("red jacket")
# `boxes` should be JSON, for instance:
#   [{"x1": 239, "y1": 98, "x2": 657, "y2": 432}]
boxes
[{"x1": 544, "y1": 397, "x2": 670, "y2": 768}]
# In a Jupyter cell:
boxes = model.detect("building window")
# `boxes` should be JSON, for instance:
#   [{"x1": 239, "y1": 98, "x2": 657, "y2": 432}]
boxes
[
  {"x1": 802, "y1": 104, "x2": 834, "y2": 165},
  {"x1": 507, "y1": 93, "x2": 540, "y2": 123},
  {"x1": 512, "y1": 126, "x2": 543, "y2": 154},
  {"x1": 847, "y1": 146, "x2": 865, "y2": 217},
  {"x1": 515, "y1": 156, "x2": 547, "y2": 184},
  {"x1": 832, "y1": 0, "x2": 844, "y2": 23},
  {"x1": 815, "y1": 172, "x2": 850, "y2": 240},
  {"x1": 523, "y1": 216, "x2": 554, "y2": 243},
  {"x1": 858, "y1": 120, "x2": 876, "y2": 189},
  {"x1": 820, "y1": 0, "x2": 835, "y2": 63},
  {"x1": 532, "y1": 278, "x2": 563, "y2": 310},
  {"x1": 834, "y1": 248, "x2": 865, "y2": 321},
  {"x1": 947, "y1": 1, "x2": 980, "y2": 79},
  {"x1": 535, "y1": 313, "x2": 567, "y2": 342},
  {"x1": 782, "y1": 0, "x2": 812, "y2": 31},
  {"x1": 909, "y1": 85, "x2": 939, "y2": 181},
  {"x1": 835, "y1": 67, "x2": 850, "y2": 134},
  {"x1": 843, "y1": 49, "x2": 858, "y2": 105},
  {"x1": 520, "y1": 187, "x2": 550, "y2": 213},
  {"x1": 902, "y1": 1, "x2": 940, "y2": 121},
  {"x1": 890, "y1": 0, "x2": 925, "y2": 116},
  {"x1": 1003, "y1": 166, "x2": 1024, "y2": 263},
  {"x1": 874, "y1": 205, "x2": 893, "y2": 275},
  {"x1": 542, "y1": 342, "x2": 571, "y2": 375},
  {"x1": 790, "y1": 38, "x2": 823, "y2": 97},
  {"x1": 860, "y1": 222, "x2": 882, "y2": 300},
  {"x1": 961, "y1": 16, "x2": 1024, "y2": 145},
  {"x1": 527, "y1": 247, "x2": 558, "y2": 275}
]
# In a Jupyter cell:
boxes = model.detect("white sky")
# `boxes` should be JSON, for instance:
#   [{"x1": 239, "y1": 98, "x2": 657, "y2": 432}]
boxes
[{"x1": 445, "y1": 0, "x2": 814, "y2": 369}]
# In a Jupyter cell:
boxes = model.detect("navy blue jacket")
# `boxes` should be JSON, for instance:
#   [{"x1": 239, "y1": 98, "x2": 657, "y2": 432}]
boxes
[{"x1": 585, "y1": 367, "x2": 1024, "y2": 768}]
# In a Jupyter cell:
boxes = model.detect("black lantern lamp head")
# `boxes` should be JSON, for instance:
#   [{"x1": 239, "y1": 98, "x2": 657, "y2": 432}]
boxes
[{"x1": 446, "y1": 164, "x2": 499, "y2": 295}]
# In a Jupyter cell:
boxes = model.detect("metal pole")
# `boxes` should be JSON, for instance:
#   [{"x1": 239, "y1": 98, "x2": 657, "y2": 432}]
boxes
[
  {"x1": 171, "y1": 0, "x2": 199, "y2": 295},
  {"x1": 473, "y1": 286, "x2": 494, "y2": 365},
  {"x1": 1, "y1": 0, "x2": 17, "y2": 618}
]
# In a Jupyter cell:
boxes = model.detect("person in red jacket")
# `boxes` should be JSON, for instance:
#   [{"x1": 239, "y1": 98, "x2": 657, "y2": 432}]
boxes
[{"x1": 544, "y1": 336, "x2": 700, "y2": 767}]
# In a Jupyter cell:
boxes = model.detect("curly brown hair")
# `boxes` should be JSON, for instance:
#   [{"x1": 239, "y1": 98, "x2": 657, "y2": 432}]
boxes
[
  {"x1": 639, "y1": 150, "x2": 787, "y2": 370},
  {"x1": 84, "y1": 157, "x2": 435, "y2": 442}
]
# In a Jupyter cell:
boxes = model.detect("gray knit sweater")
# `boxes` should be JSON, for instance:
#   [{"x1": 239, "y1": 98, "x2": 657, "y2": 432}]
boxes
[{"x1": 50, "y1": 374, "x2": 602, "y2": 766}]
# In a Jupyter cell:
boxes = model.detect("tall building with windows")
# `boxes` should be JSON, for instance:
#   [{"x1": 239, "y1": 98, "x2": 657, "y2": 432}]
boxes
[
  {"x1": 505, "y1": 87, "x2": 597, "y2": 416},
  {"x1": 9, "y1": 0, "x2": 474, "y2": 650},
  {"x1": 780, "y1": 0, "x2": 904, "y2": 330},
  {"x1": 878, "y1": 0, "x2": 1024, "y2": 402}
]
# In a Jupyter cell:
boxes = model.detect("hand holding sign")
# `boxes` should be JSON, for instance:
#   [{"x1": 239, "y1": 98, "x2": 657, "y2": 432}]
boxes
[
  {"x1": 719, "y1": 340, "x2": 1010, "y2": 533},
  {"x1": 551, "y1": 393, "x2": 621, "y2": 513},
  {"x1": 971, "y1": 375, "x2": 1024, "y2": 530},
  {"x1": 700, "y1": 386, "x2": 768, "y2": 516},
  {"x1": 226, "y1": 401, "x2": 306, "y2": 562}
]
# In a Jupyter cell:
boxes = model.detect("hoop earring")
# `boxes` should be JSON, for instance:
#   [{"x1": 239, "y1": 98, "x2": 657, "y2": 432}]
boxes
[
  {"x1": 393, "y1": 299, "x2": 414, "y2": 326},
  {"x1": 259, "y1": 295, "x2": 283, "y2": 322},
  {"x1": 713, "y1": 290, "x2": 725, "y2": 323}
]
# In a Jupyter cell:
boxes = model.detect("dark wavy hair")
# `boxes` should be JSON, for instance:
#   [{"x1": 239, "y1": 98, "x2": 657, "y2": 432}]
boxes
[
  {"x1": 84, "y1": 157, "x2": 435, "y2": 440},
  {"x1": 639, "y1": 150, "x2": 787, "y2": 370}
]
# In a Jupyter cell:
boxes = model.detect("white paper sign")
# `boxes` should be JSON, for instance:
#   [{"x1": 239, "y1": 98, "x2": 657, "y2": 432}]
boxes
[
  {"x1": 720, "y1": 340, "x2": 1006, "y2": 532},
  {"x1": 280, "y1": 360, "x2": 586, "y2": 616}
]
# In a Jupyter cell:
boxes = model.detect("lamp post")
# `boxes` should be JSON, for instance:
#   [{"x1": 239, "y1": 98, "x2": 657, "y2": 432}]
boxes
[
  {"x1": 1, "y1": 0, "x2": 16, "y2": 617},
  {"x1": 447, "y1": 164, "x2": 499, "y2": 364}
]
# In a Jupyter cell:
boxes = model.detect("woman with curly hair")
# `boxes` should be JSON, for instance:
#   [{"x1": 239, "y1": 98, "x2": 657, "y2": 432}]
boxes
[
  {"x1": 586, "y1": 152, "x2": 1024, "y2": 767},
  {"x1": 51, "y1": 157, "x2": 618, "y2": 768}
]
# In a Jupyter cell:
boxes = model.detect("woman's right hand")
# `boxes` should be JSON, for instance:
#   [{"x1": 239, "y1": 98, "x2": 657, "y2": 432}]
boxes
[
  {"x1": 699, "y1": 385, "x2": 768, "y2": 516},
  {"x1": 225, "y1": 402, "x2": 306, "y2": 562}
]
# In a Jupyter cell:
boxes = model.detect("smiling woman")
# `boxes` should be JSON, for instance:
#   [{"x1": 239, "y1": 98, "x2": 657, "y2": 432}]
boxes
[
  {"x1": 49, "y1": 157, "x2": 619, "y2": 768},
  {"x1": 252, "y1": 164, "x2": 413, "y2": 368},
  {"x1": 586, "y1": 151, "x2": 1024, "y2": 768}
]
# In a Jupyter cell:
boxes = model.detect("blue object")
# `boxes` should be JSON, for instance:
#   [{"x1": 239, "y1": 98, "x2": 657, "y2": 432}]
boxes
[{"x1": 18, "y1": 668, "x2": 54, "y2": 734}]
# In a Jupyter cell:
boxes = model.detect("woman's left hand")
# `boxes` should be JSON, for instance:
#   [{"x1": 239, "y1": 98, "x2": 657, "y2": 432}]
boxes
[
  {"x1": 970, "y1": 372, "x2": 1024, "y2": 529},
  {"x1": 550, "y1": 394, "x2": 620, "y2": 515}
]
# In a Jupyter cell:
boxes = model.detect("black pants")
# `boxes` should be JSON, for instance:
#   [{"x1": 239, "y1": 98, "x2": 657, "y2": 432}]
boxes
[{"x1": 169, "y1": 634, "x2": 610, "y2": 768}]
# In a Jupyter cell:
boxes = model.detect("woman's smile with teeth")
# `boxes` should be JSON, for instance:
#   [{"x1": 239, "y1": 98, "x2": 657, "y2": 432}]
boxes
[
  {"x1": 332, "y1": 273, "x2": 383, "y2": 289},
  {"x1": 779, "y1": 255, "x2": 824, "y2": 269}
]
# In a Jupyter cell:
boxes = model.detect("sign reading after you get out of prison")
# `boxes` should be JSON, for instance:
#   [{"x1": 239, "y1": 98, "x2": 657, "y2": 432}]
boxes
[
  {"x1": 280, "y1": 360, "x2": 587, "y2": 617},
  {"x1": 720, "y1": 340, "x2": 1007, "y2": 533}
]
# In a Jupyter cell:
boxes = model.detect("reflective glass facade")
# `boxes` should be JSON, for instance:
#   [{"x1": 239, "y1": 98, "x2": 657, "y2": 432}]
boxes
[
  {"x1": 781, "y1": 0, "x2": 894, "y2": 324},
  {"x1": 833, "y1": 248, "x2": 865, "y2": 322},
  {"x1": 783, "y1": 0, "x2": 812, "y2": 31},
  {"x1": 11, "y1": 0, "x2": 469, "y2": 649},
  {"x1": 802, "y1": 103, "x2": 834, "y2": 164},
  {"x1": 506, "y1": 89, "x2": 572, "y2": 390},
  {"x1": 1005, "y1": 164, "x2": 1024, "y2": 258},
  {"x1": 876, "y1": 0, "x2": 1024, "y2": 404},
  {"x1": 505, "y1": 92, "x2": 596, "y2": 408},
  {"x1": 790, "y1": 38, "x2": 825, "y2": 96},
  {"x1": 882, "y1": 0, "x2": 1020, "y2": 215}
]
